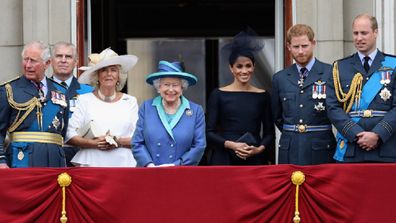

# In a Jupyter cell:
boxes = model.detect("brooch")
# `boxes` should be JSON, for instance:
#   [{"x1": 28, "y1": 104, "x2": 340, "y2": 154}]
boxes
[{"x1": 185, "y1": 109, "x2": 193, "y2": 116}]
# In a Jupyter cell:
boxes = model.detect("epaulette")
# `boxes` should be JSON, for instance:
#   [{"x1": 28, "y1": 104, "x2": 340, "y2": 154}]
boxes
[
  {"x1": 47, "y1": 78, "x2": 67, "y2": 89},
  {"x1": 383, "y1": 53, "x2": 396, "y2": 58},
  {"x1": 0, "y1": 75, "x2": 21, "y2": 86},
  {"x1": 338, "y1": 54, "x2": 354, "y2": 62}
]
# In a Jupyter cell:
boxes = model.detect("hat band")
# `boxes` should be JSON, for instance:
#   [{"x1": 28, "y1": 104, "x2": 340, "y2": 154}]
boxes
[{"x1": 158, "y1": 61, "x2": 183, "y2": 73}]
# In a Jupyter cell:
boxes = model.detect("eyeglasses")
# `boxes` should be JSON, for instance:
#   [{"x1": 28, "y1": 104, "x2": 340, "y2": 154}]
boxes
[{"x1": 161, "y1": 82, "x2": 181, "y2": 89}]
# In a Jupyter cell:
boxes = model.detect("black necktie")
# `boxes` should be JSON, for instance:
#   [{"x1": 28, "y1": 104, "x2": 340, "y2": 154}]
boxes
[
  {"x1": 60, "y1": 81, "x2": 68, "y2": 88},
  {"x1": 363, "y1": 56, "x2": 370, "y2": 73},
  {"x1": 300, "y1": 67, "x2": 308, "y2": 79}
]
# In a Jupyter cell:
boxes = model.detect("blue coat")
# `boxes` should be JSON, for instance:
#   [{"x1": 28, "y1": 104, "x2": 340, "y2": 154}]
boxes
[
  {"x1": 326, "y1": 51, "x2": 396, "y2": 162},
  {"x1": 65, "y1": 76, "x2": 94, "y2": 117},
  {"x1": 132, "y1": 96, "x2": 206, "y2": 167},
  {"x1": 0, "y1": 75, "x2": 69, "y2": 167},
  {"x1": 272, "y1": 59, "x2": 336, "y2": 165}
]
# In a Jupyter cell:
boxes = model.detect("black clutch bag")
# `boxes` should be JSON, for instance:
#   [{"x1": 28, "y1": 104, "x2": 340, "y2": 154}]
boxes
[{"x1": 236, "y1": 132, "x2": 257, "y2": 146}]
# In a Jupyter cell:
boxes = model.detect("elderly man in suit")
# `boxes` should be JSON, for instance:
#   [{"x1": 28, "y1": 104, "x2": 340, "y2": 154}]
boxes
[
  {"x1": 271, "y1": 24, "x2": 336, "y2": 165},
  {"x1": 0, "y1": 41, "x2": 69, "y2": 168}
]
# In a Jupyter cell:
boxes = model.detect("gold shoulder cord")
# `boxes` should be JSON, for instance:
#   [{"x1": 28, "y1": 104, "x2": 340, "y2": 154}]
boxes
[
  {"x1": 332, "y1": 62, "x2": 363, "y2": 113},
  {"x1": 5, "y1": 84, "x2": 42, "y2": 132}
]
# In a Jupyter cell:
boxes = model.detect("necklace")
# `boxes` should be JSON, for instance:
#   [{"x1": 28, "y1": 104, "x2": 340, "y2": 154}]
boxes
[{"x1": 98, "y1": 89, "x2": 116, "y2": 102}]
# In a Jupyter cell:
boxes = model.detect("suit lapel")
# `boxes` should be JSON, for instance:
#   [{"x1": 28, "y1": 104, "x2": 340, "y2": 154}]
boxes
[
  {"x1": 20, "y1": 76, "x2": 38, "y2": 97},
  {"x1": 286, "y1": 65, "x2": 300, "y2": 86},
  {"x1": 369, "y1": 52, "x2": 384, "y2": 75}
]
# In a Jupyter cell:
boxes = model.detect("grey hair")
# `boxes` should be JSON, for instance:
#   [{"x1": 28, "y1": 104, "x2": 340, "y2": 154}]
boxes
[
  {"x1": 22, "y1": 41, "x2": 51, "y2": 62},
  {"x1": 51, "y1": 41, "x2": 78, "y2": 61},
  {"x1": 92, "y1": 65, "x2": 125, "y2": 91},
  {"x1": 152, "y1": 78, "x2": 189, "y2": 91}
]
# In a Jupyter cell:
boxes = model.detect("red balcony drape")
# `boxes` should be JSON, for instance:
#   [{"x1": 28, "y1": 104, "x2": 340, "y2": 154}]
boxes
[{"x1": 0, "y1": 164, "x2": 395, "y2": 223}]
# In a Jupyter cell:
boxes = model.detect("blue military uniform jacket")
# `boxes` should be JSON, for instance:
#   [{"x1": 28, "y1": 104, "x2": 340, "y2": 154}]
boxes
[
  {"x1": 64, "y1": 76, "x2": 94, "y2": 116},
  {"x1": 0, "y1": 75, "x2": 69, "y2": 167},
  {"x1": 132, "y1": 96, "x2": 206, "y2": 167},
  {"x1": 326, "y1": 51, "x2": 396, "y2": 162},
  {"x1": 272, "y1": 59, "x2": 336, "y2": 165}
]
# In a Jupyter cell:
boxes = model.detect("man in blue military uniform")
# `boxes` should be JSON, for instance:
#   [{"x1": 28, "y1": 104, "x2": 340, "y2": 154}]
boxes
[
  {"x1": 327, "y1": 14, "x2": 396, "y2": 163},
  {"x1": 50, "y1": 41, "x2": 93, "y2": 166},
  {"x1": 0, "y1": 41, "x2": 69, "y2": 168},
  {"x1": 272, "y1": 24, "x2": 336, "y2": 165}
]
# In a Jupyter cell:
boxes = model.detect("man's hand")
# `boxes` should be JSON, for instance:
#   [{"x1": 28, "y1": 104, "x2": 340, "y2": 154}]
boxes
[
  {"x1": 0, "y1": 163, "x2": 9, "y2": 169},
  {"x1": 356, "y1": 131, "x2": 380, "y2": 151}
]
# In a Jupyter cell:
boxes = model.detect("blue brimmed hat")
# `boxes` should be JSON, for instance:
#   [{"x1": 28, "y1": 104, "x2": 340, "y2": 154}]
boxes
[{"x1": 145, "y1": 61, "x2": 197, "y2": 86}]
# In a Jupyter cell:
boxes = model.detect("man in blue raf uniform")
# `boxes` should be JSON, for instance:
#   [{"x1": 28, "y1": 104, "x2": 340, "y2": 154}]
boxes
[
  {"x1": 272, "y1": 24, "x2": 336, "y2": 165},
  {"x1": 0, "y1": 41, "x2": 69, "y2": 168},
  {"x1": 51, "y1": 41, "x2": 93, "y2": 166},
  {"x1": 327, "y1": 14, "x2": 396, "y2": 163}
]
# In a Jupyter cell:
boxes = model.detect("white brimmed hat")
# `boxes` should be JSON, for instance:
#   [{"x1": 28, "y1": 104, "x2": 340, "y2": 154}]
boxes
[{"x1": 78, "y1": 48, "x2": 138, "y2": 90}]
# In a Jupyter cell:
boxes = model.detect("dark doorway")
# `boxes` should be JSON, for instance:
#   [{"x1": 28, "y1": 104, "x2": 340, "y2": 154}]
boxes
[{"x1": 89, "y1": 0, "x2": 275, "y2": 97}]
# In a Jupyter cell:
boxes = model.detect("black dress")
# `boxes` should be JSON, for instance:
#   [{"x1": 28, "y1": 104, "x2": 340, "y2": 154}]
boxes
[{"x1": 206, "y1": 88, "x2": 275, "y2": 165}]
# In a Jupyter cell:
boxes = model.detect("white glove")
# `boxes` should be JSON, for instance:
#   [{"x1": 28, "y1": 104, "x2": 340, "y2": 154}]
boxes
[
  {"x1": 146, "y1": 163, "x2": 156, "y2": 167},
  {"x1": 158, "y1": 163, "x2": 175, "y2": 167}
]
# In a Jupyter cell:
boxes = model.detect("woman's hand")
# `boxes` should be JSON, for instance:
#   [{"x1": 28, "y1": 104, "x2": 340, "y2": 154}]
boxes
[
  {"x1": 93, "y1": 136, "x2": 116, "y2": 151},
  {"x1": 232, "y1": 143, "x2": 265, "y2": 160}
]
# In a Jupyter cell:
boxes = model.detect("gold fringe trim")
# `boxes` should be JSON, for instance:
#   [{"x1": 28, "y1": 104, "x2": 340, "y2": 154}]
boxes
[
  {"x1": 58, "y1": 173, "x2": 72, "y2": 223},
  {"x1": 332, "y1": 62, "x2": 363, "y2": 112},
  {"x1": 5, "y1": 84, "x2": 42, "y2": 132},
  {"x1": 291, "y1": 171, "x2": 305, "y2": 223}
]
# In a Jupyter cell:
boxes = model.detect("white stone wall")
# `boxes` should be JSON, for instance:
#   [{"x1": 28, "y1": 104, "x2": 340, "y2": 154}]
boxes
[{"x1": 0, "y1": 0, "x2": 72, "y2": 83}]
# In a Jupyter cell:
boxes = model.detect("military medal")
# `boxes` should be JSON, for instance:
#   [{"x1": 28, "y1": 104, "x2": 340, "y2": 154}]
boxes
[
  {"x1": 312, "y1": 85, "x2": 318, "y2": 99},
  {"x1": 51, "y1": 91, "x2": 67, "y2": 107},
  {"x1": 380, "y1": 88, "x2": 391, "y2": 101},
  {"x1": 186, "y1": 109, "x2": 193, "y2": 116},
  {"x1": 317, "y1": 85, "x2": 323, "y2": 99},
  {"x1": 52, "y1": 116, "x2": 60, "y2": 129},
  {"x1": 298, "y1": 78, "x2": 304, "y2": 87},
  {"x1": 314, "y1": 102, "x2": 325, "y2": 111},
  {"x1": 17, "y1": 149, "x2": 24, "y2": 160},
  {"x1": 70, "y1": 99, "x2": 77, "y2": 112}
]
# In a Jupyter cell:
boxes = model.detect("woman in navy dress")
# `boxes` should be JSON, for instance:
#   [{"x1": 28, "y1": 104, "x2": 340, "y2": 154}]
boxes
[{"x1": 206, "y1": 29, "x2": 275, "y2": 165}]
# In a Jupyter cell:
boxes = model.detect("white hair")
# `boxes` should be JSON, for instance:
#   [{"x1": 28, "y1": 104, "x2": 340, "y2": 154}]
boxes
[
  {"x1": 22, "y1": 41, "x2": 51, "y2": 62},
  {"x1": 152, "y1": 78, "x2": 189, "y2": 91}
]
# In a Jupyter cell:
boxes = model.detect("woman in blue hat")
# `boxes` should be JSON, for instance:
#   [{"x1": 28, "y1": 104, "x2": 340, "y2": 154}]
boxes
[{"x1": 132, "y1": 60, "x2": 206, "y2": 167}]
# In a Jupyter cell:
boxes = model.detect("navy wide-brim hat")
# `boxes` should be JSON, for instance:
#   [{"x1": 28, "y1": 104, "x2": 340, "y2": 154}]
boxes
[{"x1": 145, "y1": 60, "x2": 198, "y2": 86}]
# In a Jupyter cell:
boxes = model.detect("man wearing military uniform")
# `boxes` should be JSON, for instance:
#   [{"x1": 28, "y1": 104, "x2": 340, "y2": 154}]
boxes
[
  {"x1": 327, "y1": 14, "x2": 396, "y2": 163},
  {"x1": 0, "y1": 41, "x2": 69, "y2": 168},
  {"x1": 51, "y1": 41, "x2": 93, "y2": 167},
  {"x1": 272, "y1": 24, "x2": 336, "y2": 165}
]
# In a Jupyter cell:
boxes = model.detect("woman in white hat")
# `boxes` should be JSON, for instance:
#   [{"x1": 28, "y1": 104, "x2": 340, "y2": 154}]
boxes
[
  {"x1": 65, "y1": 48, "x2": 139, "y2": 167},
  {"x1": 132, "y1": 60, "x2": 206, "y2": 167}
]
